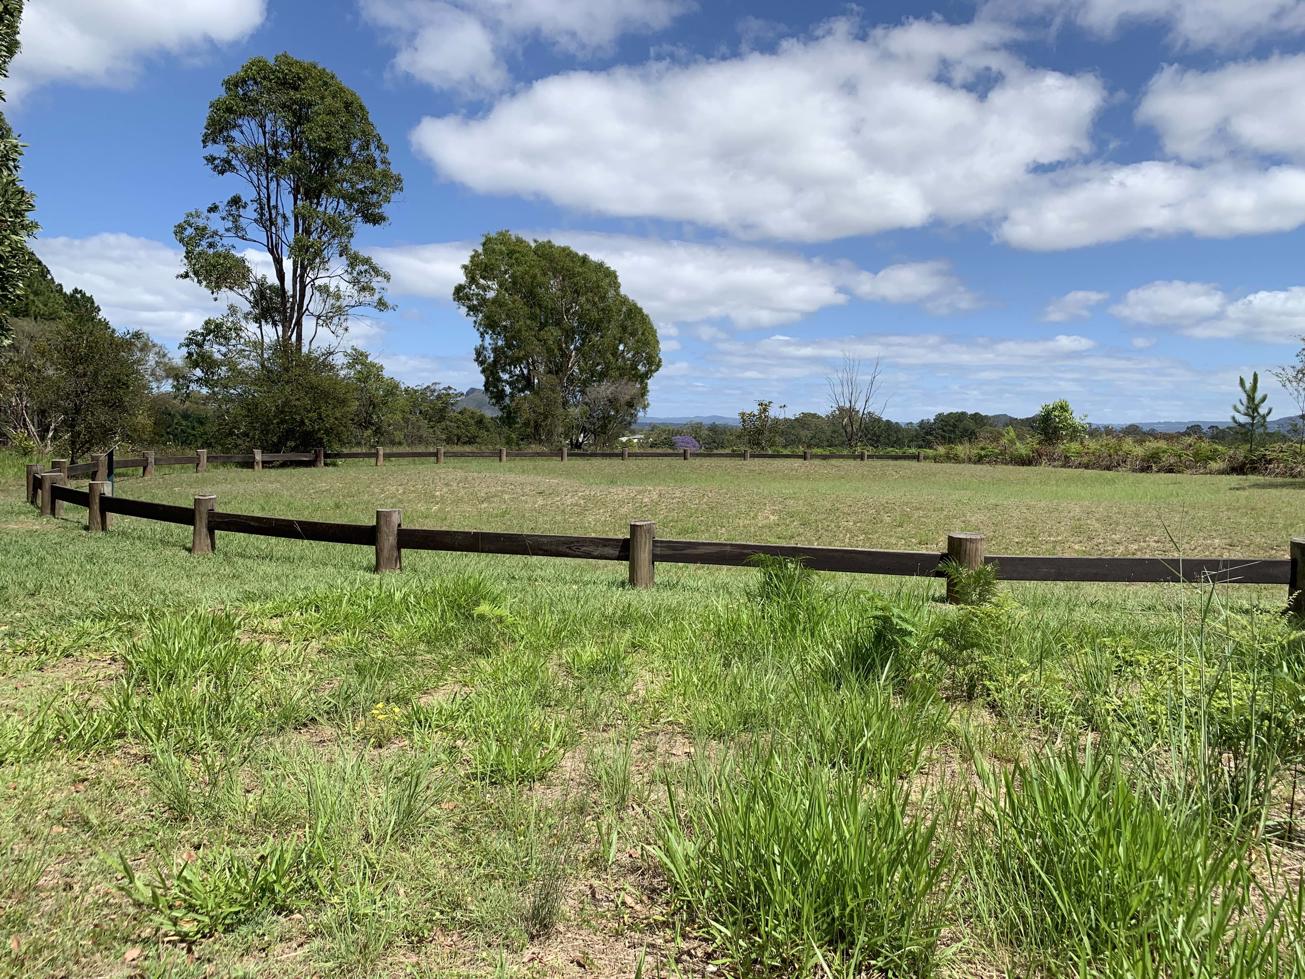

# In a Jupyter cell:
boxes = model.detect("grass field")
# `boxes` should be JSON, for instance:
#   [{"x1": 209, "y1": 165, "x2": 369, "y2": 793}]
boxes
[{"x1": 2, "y1": 457, "x2": 1304, "y2": 977}]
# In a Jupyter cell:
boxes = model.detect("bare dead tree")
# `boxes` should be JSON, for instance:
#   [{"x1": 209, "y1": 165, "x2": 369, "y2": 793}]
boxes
[{"x1": 826, "y1": 353, "x2": 886, "y2": 448}]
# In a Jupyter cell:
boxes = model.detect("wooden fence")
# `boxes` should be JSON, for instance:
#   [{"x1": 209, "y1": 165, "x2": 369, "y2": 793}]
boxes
[
  {"x1": 22, "y1": 445, "x2": 924, "y2": 486},
  {"x1": 23, "y1": 459, "x2": 1305, "y2": 611}
]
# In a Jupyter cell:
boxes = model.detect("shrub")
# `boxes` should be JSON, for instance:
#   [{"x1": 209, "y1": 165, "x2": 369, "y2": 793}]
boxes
[{"x1": 1033, "y1": 399, "x2": 1087, "y2": 446}]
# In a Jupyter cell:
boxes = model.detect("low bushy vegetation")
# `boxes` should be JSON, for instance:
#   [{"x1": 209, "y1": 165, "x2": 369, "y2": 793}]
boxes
[{"x1": 935, "y1": 429, "x2": 1305, "y2": 476}]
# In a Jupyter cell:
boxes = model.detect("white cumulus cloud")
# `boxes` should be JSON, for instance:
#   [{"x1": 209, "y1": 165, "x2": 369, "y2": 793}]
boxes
[
  {"x1": 8, "y1": 0, "x2": 265, "y2": 100},
  {"x1": 33, "y1": 233, "x2": 221, "y2": 340},
  {"x1": 369, "y1": 232, "x2": 982, "y2": 329},
  {"x1": 983, "y1": 0, "x2": 1305, "y2": 51},
  {"x1": 1138, "y1": 55, "x2": 1305, "y2": 163},
  {"x1": 1112, "y1": 280, "x2": 1305, "y2": 342},
  {"x1": 1041, "y1": 289, "x2": 1109, "y2": 322},
  {"x1": 361, "y1": 0, "x2": 691, "y2": 94},
  {"x1": 1000, "y1": 161, "x2": 1305, "y2": 250},
  {"x1": 410, "y1": 17, "x2": 1104, "y2": 241}
]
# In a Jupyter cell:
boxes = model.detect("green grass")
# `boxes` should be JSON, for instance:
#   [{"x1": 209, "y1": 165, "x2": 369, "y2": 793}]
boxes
[{"x1": 1, "y1": 455, "x2": 1304, "y2": 976}]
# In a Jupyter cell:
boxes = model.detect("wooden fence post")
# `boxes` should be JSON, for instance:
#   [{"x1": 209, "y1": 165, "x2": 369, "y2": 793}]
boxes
[
  {"x1": 143, "y1": 450, "x2": 155, "y2": 478},
  {"x1": 253, "y1": 449, "x2": 263, "y2": 472},
  {"x1": 629, "y1": 521, "x2": 655, "y2": 588},
  {"x1": 24, "y1": 464, "x2": 38, "y2": 505},
  {"x1": 803, "y1": 449, "x2": 812, "y2": 461},
  {"x1": 859, "y1": 449, "x2": 867, "y2": 461},
  {"x1": 917, "y1": 450, "x2": 925, "y2": 463},
  {"x1": 681, "y1": 448, "x2": 690, "y2": 461},
  {"x1": 499, "y1": 447, "x2": 507, "y2": 463},
  {"x1": 560, "y1": 446, "x2": 568, "y2": 462},
  {"x1": 945, "y1": 532, "x2": 985, "y2": 603},
  {"x1": 436, "y1": 447, "x2": 445, "y2": 465},
  {"x1": 88, "y1": 480, "x2": 110, "y2": 532},
  {"x1": 621, "y1": 445, "x2": 629, "y2": 461},
  {"x1": 1290, "y1": 538, "x2": 1305, "y2": 616},
  {"x1": 375, "y1": 509, "x2": 401, "y2": 573},
  {"x1": 39, "y1": 472, "x2": 63, "y2": 517},
  {"x1": 195, "y1": 449, "x2": 207, "y2": 473},
  {"x1": 92, "y1": 453, "x2": 107, "y2": 482},
  {"x1": 743, "y1": 448, "x2": 751, "y2": 461},
  {"x1": 192, "y1": 495, "x2": 216, "y2": 555},
  {"x1": 314, "y1": 447, "x2": 325, "y2": 468},
  {"x1": 52, "y1": 458, "x2": 68, "y2": 480},
  {"x1": 375, "y1": 446, "x2": 384, "y2": 467}
]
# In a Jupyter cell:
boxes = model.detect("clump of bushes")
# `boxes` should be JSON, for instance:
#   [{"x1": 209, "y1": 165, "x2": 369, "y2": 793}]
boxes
[{"x1": 935, "y1": 432, "x2": 1305, "y2": 476}]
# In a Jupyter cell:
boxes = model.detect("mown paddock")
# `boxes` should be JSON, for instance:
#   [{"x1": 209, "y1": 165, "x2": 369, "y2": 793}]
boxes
[{"x1": 23, "y1": 446, "x2": 1305, "y2": 608}]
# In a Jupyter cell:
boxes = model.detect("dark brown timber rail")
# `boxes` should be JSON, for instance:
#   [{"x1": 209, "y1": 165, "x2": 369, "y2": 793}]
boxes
[{"x1": 27, "y1": 468, "x2": 1300, "y2": 600}]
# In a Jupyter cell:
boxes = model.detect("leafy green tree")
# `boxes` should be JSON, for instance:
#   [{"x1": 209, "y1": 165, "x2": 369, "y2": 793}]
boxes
[
  {"x1": 1232, "y1": 372, "x2": 1272, "y2": 454},
  {"x1": 573, "y1": 379, "x2": 644, "y2": 448},
  {"x1": 342, "y1": 347, "x2": 407, "y2": 445},
  {"x1": 453, "y1": 231, "x2": 661, "y2": 446},
  {"x1": 175, "y1": 53, "x2": 402, "y2": 357},
  {"x1": 0, "y1": 0, "x2": 38, "y2": 346},
  {"x1": 739, "y1": 400, "x2": 774, "y2": 450},
  {"x1": 1, "y1": 266, "x2": 155, "y2": 460},
  {"x1": 1032, "y1": 400, "x2": 1087, "y2": 446},
  {"x1": 180, "y1": 315, "x2": 355, "y2": 450}
]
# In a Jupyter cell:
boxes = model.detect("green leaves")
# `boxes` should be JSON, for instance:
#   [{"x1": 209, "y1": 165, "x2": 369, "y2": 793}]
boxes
[
  {"x1": 454, "y1": 230, "x2": 661, "y2": 446},
  {"x1": 178, "y1": 54, "x2": 402, "y2": 355}
]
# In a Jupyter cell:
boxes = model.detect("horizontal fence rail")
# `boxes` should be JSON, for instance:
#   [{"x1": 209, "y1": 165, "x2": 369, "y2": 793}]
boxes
[
  {"x1": 24, "y1": 445, "x2": 930, "y2": 494},
  {"x1": 26, "y1": 471, "x2": 1305, "y2": 609}
]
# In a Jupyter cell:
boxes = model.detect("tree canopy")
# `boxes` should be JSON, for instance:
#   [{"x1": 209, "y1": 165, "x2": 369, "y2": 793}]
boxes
[
  {"x1": 453, "y1": 231, "x2": 661, "y2": 447},
  {"x1": 175, "y1": 53, "x2": 402, "y2": 357},
  {"x1": 0, "y1": 0, "x2": 38, "y2": 346}
]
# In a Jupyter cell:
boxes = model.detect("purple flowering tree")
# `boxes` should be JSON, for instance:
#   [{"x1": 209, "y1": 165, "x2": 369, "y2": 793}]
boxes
[{"x1": 672, "y1": 434, "x2": 701, "y2": 452}]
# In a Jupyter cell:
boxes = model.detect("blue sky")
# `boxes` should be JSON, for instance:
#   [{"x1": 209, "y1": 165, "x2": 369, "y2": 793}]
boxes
[{"x1": 12, "y1": 0, "x2": 1305, "y2": 423}]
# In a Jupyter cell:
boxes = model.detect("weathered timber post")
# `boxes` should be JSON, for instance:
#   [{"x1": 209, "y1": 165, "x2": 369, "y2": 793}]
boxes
[
  {"x1": 252, "y1": 449, "x2": 263, "y2": 472},
  {"x1": 1290, "y1": 538, "x2": 1305, "y2": 616},
  {"x1": 917, "y1": 450, "x2": 925, "y2": 463},
  {"x1": 192, "y1": 495, "x2": 216, "y2": 555},
  {"x1": 195, "y1": 449, "x2": 208, "y2": 473},
  {"x1": 375, "y1": 446, "x2": 384, "y2": 467},
  {"x1": 52, "y1": 458, "x2": 69, "y2": 480},
  {"x1": 375, "y1": 509, "x2": 402, "y2": 573},
  {"x1": 499, "y1": 447, "x2": 508, "y2": 463},
  {"x1": 436, "y1": 447, "x2": 445, "y2": 465},
  {"x1": 629, "y1": 521, "x2": 655, "y2": 589},
  {"x1": 743, "y1": 448, "x2": 751, "y2": 461},
  {"x1": 88, "y1": 480, "x2": 110, "y2": 532},
  {"x1": 24, "y1": 464, "x2": 38, "y2": 505},
  {"x1": 681, "y1": 448, "x2": 690, "y2": 461},
  {"x1": 859, "y1": 449, "x2": 867, "y2": 461},
  {"x1": 39, "y1": 472, "x2": 64, "y2": 517},
  {"x1": 92, "y1": 453, "x2": 107, "y2": 482},
  {"x1": 803, "y1": 449, "x2": 812, "y2": 461},
  {"x1": 143, "y1": 450, "x2": 155, "y2": 478},
  {"x1": 560, "y1": 446, "x2": 568, "y2": 462},
  {"x1": 314, "y1": 447, "x2": 325, "y2": 468},
  {"x1": 945, "y1": 532, "x2": 985, "y2": 604},
  {"x1": 621, "y1": 445, "x2": 629, "y2": 461}
]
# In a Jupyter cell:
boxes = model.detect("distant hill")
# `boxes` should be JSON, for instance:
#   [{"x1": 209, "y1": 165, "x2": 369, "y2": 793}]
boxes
[
  {"x1": 454, "y1": 388, "x2": 499, "y2": 416},
  {"x1": 635, "y1": 414, "x2": 738, "y2": 427},
  {"x1": 1123, "y1": 418, "x2": 1298, "y2": 433}
]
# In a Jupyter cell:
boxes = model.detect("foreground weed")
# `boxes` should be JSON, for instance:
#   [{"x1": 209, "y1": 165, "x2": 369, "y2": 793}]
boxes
[
  {"x1": 116, "y1": 837, "x2": 325, "y2": 943},
  {"x1": 967, "y1": 746, "x2": 1302, "y2": 976},
  {"x1": 654, "y1": 748, "x2": 951, "y2": 977}
]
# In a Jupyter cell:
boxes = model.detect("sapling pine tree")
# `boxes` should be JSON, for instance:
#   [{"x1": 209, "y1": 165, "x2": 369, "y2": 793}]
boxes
[{"x1": 1232, "y1": 372, "x2": 1272, "y2": 454}]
